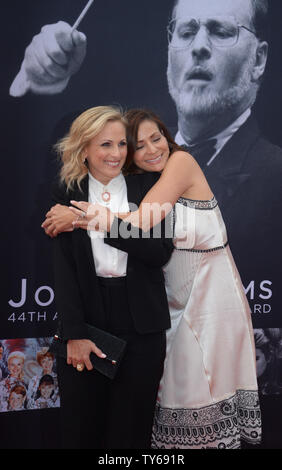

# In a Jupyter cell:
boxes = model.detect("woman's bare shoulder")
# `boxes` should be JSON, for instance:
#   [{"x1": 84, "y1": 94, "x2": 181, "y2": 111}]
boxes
[{"x1": 164, "y1": 150, "x2": 198, "y2": 174}]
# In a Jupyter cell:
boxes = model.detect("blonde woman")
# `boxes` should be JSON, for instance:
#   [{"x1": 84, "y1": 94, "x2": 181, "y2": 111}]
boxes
[
  {"x1": 0, "y1": 351, "x2": 26, "y2": 412},
  {"x1": 51, "y1": 106, "x2": 173, "y2": 449}
]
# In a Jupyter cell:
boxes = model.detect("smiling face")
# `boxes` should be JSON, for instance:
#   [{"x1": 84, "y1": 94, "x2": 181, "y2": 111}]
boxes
[
  {"x1": 133, "y1": 120, "x2": 170, "y2": 173},
  {"x1": 167, "y1": 0, "x2": 266, "y2": 118},
  {"x1": 8, "y1": 357, "x2": 24, "y2": 378},
  {"x1": 9, "y1": 391, "x2": 25, "y2": 410},
  {"x1": 40, "y1": 383, "x2": 54, "y2": 400},
  {"x1": 40, "y1": 355, "x2": 54, "y2": 373},
  {"x1": 85, "y1": 120, "x2": 127, "y2": 185}
]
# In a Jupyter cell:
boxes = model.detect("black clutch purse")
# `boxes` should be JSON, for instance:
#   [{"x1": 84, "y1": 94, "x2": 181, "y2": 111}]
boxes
[{"x1": 49, "y1": 323, "x2": 127, "y2": 380}]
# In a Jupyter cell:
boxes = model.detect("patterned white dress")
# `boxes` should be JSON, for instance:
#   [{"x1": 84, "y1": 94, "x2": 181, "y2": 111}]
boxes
[{"x1": 151, "y1": 197, "x2": 261, "y2": 449}]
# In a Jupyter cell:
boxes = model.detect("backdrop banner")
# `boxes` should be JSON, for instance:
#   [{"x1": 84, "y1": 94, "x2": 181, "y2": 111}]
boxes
[{"x1": 2, "y1": 0, "x2": 282, "y2": 449}]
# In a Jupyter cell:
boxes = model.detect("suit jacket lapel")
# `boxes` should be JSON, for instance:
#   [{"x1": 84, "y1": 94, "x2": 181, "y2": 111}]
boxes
[{"x1": 205, "y1": 116, "x2": 260, "y2": 209}]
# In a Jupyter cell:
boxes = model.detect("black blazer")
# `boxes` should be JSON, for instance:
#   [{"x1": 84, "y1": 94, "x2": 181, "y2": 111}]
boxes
[{"x1": 52, "y1": 172, "x2": 173, "y2": 340}]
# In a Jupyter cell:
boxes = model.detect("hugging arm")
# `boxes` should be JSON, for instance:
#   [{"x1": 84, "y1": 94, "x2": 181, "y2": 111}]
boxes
[
  {"x1": 72, "y1": 151, "x2": 202, "y2": 233},
  {"x1": 41, "y1": 180, "x2": 77, "y2": 237},
  {"x1": 125, "y1": 152, "x2": 197, "y2": 230},
  {"x1": 43, "y1": 179, "x2": 174, "y2": 267}
]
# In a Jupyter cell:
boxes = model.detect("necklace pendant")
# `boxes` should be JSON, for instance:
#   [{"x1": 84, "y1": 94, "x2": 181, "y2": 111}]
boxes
[{"x1": 101, "y1": 191, "x2": 111, "y2": 202}]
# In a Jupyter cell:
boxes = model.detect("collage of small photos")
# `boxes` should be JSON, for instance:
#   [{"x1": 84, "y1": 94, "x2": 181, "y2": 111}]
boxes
[{"x1": 0, "y1": 338, "x2": 60, "y2": 413}]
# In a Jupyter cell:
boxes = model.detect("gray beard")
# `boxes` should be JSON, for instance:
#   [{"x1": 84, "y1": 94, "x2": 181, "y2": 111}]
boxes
[{"x1": 167, "y1": 63, "x2": 257, "y2": 118}]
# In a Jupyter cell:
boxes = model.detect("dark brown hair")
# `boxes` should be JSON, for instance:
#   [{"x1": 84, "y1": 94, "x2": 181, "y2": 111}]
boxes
[{"x1": 123, "y1": 109, "x2": 183, "y2": 175}]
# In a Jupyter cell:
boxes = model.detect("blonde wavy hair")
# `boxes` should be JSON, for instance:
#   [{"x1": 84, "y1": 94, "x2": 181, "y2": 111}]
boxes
[{"x1": 55, "y1": 106, "x2": 127, "y2": 191}]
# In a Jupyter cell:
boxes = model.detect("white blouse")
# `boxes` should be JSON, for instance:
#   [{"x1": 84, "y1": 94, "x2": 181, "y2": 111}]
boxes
[{"x1": 88, "y1": 172, "x2": 129, "y2": 277}]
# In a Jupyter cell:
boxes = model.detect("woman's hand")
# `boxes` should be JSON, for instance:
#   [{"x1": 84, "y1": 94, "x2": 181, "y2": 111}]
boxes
[
  {"x1": 67, "y1": 339, "x2": 106, "y2": 371},
  {"x1": 69, "y1": 201, "x2": 114, "y2": 232},
  {"x1": 41, "y1": 204, "x2": 76, "y2": 237}
]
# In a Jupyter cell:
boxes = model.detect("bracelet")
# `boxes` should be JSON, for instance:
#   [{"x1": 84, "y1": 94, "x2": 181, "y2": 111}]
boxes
[{"x1": 72, "y1": 215, "x2": 81, "y2": 230}]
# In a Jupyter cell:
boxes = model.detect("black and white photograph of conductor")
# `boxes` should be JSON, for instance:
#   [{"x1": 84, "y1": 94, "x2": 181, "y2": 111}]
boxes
[
  {"x1": 8, "y1": 0, "x2": 282, "y2": 322},
  {"x1": 165, "y1": 0, "x2": 282, "y2": 301}
]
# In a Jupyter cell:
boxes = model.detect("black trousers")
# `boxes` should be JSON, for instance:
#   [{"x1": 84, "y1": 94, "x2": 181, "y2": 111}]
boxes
[{"x1": 57, "y1": 277, "x2": 166, "y2": 449}]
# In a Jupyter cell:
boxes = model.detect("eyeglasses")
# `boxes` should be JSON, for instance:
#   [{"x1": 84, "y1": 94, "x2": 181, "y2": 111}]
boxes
[{"x1": 167, "y1": 16, "x2": 257, "y2": 49}]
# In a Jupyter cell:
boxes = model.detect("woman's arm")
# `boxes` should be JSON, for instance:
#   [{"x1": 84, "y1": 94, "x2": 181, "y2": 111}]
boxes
[
  {"x1": 41, "y1": 180, "x2": 77, "y2": 237},
  {"x1": 104, "y1": 214, "x2": 174, "y2": 268},
  {"x1": 42, "y1": 204, "x2": 76, "y2": 237},
  {"x1": 71, "y1": 151, "x2": 212, "y2": 232},
  {"x1": 52, "y1": 181, "x2": 106, "y2": 371},
  {"x1": 68, "y1": 200, "x2": 174, "y2": 267},
  {"x1": 51, "y1": 153, "x2": 196, "y2": 235},
  {"x1": 126, "y1": 151, "x2": 213, "y2": 230}
]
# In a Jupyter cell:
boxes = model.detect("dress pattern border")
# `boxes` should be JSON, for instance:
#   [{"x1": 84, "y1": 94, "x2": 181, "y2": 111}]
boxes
[
  {"x1": 177, "y1": 196, "x2": 218, "y2": 210},
  {"x1": 151, "y1": 389, "x2": 262, "y2": 449}
]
